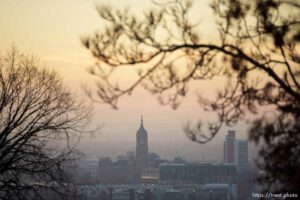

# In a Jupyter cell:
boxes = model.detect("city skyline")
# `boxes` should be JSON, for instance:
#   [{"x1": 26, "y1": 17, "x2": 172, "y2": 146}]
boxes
[
  {"x1": 78, "y1": 116, "x2": 254, "y2": 163},
  {"x1": 69, "y1": 120, "x2": 250, "y2": 199}
]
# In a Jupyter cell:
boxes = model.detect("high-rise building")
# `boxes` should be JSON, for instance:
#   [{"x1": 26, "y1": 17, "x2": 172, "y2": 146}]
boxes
[
  {"x1": 234, "y1": 140, "x2": 248, "y2": 172},
  {"x1": 223, "y1": 130, "x2": 248, "y2": 171},
  {"x1": 136, "y1": 116, "x2": 148, "y2": 169},
  {"x1": 235, "y1": 139, "x2": 249, "y2": 200},
  {"x1": 223, "y1": 130, "x2": 249, "y2": 200},
  {"x1": 224, "y1": 130, "x2": 236, "y2": 163}
]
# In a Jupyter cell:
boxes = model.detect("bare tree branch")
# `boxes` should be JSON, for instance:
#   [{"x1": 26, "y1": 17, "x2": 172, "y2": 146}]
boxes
[
  {"x1": 0, "y1": 48, "x2": 92, "y2": 200},
  {"x1": 82, "y1": 0, "x2": 300, "y2": 192}
]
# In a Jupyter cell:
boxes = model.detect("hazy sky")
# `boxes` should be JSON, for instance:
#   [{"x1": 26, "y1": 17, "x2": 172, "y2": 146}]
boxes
[{"x1": 0, "y1": 0, "x2": 254, "y2": 161}]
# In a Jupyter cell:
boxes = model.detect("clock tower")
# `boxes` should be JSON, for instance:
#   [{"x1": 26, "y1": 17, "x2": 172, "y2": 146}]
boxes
[{"x1": 136, "y1": 116, "x2": 148, "y2": 169}]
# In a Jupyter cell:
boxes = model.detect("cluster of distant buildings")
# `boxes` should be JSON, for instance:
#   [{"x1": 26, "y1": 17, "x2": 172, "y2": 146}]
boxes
[
  {"x1": 61, "y1": 117, "x2": 255, "y2": 200},
  {"x1": 72, "y1": 184, "x2": 233, "y2": 200}
]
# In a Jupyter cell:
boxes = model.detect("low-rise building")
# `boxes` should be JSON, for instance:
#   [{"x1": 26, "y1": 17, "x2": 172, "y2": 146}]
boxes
[{"x1": 159, "y1": 162, "x2": 237, "y2": 185}]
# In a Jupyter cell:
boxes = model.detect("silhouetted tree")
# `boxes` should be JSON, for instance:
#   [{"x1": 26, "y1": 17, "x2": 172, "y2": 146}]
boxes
[
  {"x1": 82, "y1": 0, "x2": 300, "y2": 192},
  {"x1": 0, "y1": 48, "x2": 91, "y2": 199}
]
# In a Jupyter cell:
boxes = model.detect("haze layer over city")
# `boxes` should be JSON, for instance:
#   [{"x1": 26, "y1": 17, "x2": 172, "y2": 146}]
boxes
[{"x1": 0, "y1": 0, "x2": 254, "y2": 161}]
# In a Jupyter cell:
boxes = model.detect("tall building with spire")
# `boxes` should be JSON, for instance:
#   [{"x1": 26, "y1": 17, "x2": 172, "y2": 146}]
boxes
[{"x1": 136, "y1": 116, "x2": 148, "y2": 169}]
